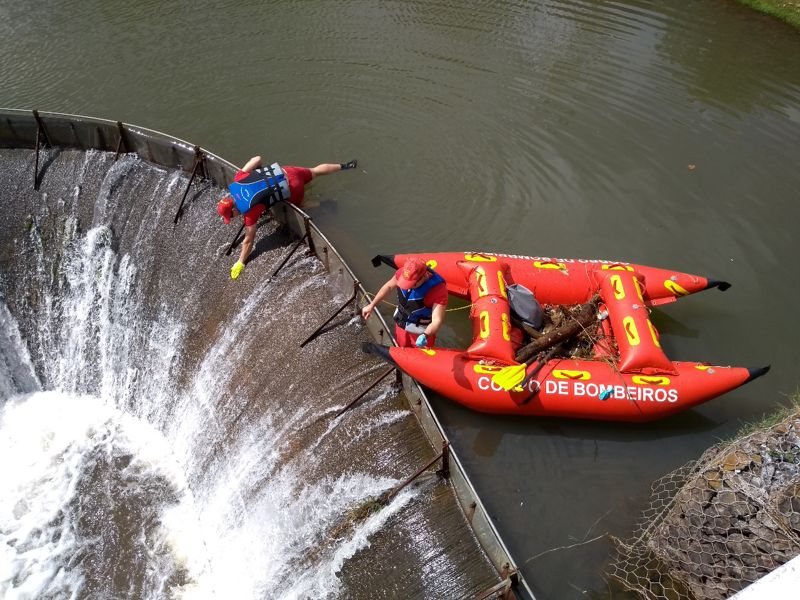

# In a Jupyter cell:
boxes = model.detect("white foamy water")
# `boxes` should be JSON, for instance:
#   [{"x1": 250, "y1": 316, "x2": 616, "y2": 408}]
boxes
[
  {"x1": 0, "y1": 161, "x2": 409, "y2": 599},
  {"x1": 0, "y1": 391, "x2": 207, "y2": 599},
  {"x1": 0, "y1": 387, "x2": 407, "y2": 599}
]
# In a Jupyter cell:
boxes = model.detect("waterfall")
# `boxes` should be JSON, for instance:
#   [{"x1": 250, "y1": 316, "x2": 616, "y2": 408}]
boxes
[{"x1": 0, "y1": 147, "x2": 498, "y2": 599}]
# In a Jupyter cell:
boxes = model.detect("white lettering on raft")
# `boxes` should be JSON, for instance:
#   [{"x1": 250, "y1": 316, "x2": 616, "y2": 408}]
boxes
[
  {"x1": 476, "y1": 376, "x2": 678, "y2": 403},
  {"x1": 465, "y1": 252, "x2": 630, "y2": 265},
  {"x1": 543, "y1": 381, "x2": 678, "y2": 403},
  {"x1": 477, "y1": 376, "x2": 539, "y2": 393}
]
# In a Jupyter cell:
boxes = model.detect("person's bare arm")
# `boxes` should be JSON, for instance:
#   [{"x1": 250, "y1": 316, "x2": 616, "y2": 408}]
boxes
[
  {"x1": 241, "y1": 156, "x2": 262, "y2": 173},
  {"x1": 425, "y1": 303, "x2": 446, "y2": 337},
  {"x1": 362, "y1": 278, "x2": 398, "y2": 320},
  {"x1": 238, "y1": 225, "x2": 257, "y2": 264}
]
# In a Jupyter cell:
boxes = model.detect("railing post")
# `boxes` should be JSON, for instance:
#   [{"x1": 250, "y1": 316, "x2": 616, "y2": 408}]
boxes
[
  {"x1": 300, "y1": 285, "x2": 359, "y2": 347},
  {"x1": 269, "y1": 232, "x2": 308, "y2": 280},
  {"x1": 378, "y1": 445, "x2": 449, "y2": 506},
  {"x1": 32, "y1": 110, "x2": 52, "y2": 146},
  {"x1": 114, "y1": 121, "x2": 127, "y2": 160},
  {"x1": 32, "y1": 110, "x2": 50, "y2": 190},
  {"x1": 173, "y1": 146, "x2": 203, "y2": 224},
  {"x1": 33, "y1": 120, "x2": 40, "y2": 190},
  {"x1": 438, "y1": 441, "x2": 450, "y2": 479},
  {"x1": 321, "y1": 246, "x2": 329, "y2": 271},
  {"x1": 303, "y1": 216, "x2": 317, "y2": 258},
  {"x1": 334, "y1": 367, "x2": 396, "y2": 420}
]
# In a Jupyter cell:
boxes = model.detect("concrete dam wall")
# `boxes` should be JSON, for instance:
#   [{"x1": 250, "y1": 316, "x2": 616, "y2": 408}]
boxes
[{"x1": 0, "y1": 112, "x2": 530, "y2": 599}]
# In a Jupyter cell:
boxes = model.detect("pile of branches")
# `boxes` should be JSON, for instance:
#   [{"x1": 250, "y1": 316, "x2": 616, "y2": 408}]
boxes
[{"x1": 514, "y1": 298, "x2": 617, "y2": 363}]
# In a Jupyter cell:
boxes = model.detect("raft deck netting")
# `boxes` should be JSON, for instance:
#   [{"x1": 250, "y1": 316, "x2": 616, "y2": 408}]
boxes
[{"x1": 0, "y1": 109, "x2": 533, "y2": 599}]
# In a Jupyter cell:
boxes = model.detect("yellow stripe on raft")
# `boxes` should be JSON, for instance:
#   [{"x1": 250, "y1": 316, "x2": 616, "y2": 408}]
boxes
[
  {"x1": 497, "y1": 270, "x2": 507, "y2": 298},
  {"x1": 664, "y1": 280, "x2": 690, "y2": 296},
  {"x1": 611, "y1": 275, "x2": 626, "y2": 300},
  {"x1": 464, "y1": 253, "x2": 497, "y2": 262},
  {"x1": 553, "y1": 370, "x2": 591, "y2": 380},
  {"x1": 623, "y1": 316, "x2": 640, "y2": 346},
  {"x1": 631, "y1": 375, "x2": 671, "y2": 386},
  {"x1": 533, "y1": 260, "x2": 567, "y2": 270},
  {"x1": 473, "y1": 364, "x2": 506, "y2": 374},
  {"x1": 479, "y1": 311, "x2": 490, "y2": 339},
  {"x1": 601, "y1": 264, "x2": 634, "y2": 271},
  {"x1": 476, "y1": 267, "x2": 489, "y2": 297}
]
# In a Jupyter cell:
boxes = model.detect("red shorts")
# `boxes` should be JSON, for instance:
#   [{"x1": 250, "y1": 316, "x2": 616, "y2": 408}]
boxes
[
  {"x1": 239, "y1": 165, "x2": 312, "y2": 225},
  {"x1": 394, "y1": 324, "x2": 436, "y2": 348},
  {"x1": 284, "y1": 166, "x2": 312, "y2": 206}
]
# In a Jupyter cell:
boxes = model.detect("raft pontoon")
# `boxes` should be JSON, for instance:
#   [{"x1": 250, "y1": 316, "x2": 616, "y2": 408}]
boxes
[{"x1": 365, "y1": 252, "x2": 769, "y2": 422}]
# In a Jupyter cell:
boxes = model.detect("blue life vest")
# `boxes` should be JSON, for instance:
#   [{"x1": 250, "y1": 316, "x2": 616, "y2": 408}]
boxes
[
  {"x1": 227, "y1": 163, "x2": 291, "y2": 214},
  {"x1": 394, "y1": 272, "x2": 446, "y2": 327}
]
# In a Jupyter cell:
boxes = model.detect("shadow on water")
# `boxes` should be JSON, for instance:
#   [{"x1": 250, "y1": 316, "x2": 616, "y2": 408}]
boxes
[
  {"x1": 432, "y1": 391, "x2": 720, "y2": 459},
  {"x1": 648, "y1": 308, "x2": 701, "y2": 339}
]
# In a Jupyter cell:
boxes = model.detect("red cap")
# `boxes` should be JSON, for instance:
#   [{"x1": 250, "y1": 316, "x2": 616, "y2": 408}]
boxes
[
  {"x1": 217, "y1": 197, "x2": 234, "y2": 224},
  {"x1": 395, "y1": 257, "x2": 429, "y2": 290}
]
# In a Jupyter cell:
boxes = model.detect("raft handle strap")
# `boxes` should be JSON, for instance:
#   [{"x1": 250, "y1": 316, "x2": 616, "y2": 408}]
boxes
[
  {"x1": 370, "y1": 254, "x2": 397, "y2": 269},
  {"x1": 263, "y1": 163, "x2": 285, "y2": 206}
]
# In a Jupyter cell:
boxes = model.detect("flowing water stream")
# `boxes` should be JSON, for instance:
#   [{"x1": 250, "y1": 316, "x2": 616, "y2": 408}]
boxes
[{"x1": 0, "y1": 148, "x2": 497, "y2": 599}]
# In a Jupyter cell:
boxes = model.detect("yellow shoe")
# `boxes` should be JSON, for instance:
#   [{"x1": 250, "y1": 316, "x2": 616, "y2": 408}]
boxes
[{"x1": 230, "y1": 260, "x2": 245, "y2": 280}]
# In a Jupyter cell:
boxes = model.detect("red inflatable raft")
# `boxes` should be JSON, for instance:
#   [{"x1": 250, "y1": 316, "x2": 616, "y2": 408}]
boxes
[{"x1": 364, "y1": 252, "x2": 769, "y2": 423}]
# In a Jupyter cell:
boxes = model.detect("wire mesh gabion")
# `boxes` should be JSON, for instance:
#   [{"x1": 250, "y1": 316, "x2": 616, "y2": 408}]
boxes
[{"x1": 609, "y1": 410, "x2": 800, "y2": 600}]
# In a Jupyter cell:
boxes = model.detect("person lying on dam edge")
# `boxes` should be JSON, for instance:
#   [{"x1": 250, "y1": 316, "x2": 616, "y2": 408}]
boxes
[{"x1": 217, "y1": 155, "x2": 358, "y2": 280}]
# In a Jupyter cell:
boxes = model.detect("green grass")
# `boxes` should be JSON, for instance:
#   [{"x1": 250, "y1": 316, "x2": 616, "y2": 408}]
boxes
[
  {"x1": 736, "y1": 0, "x2": 800, "y2": 28},
  {"x1": 731, "y1": 389, "x2": 800, "y2": 441}
]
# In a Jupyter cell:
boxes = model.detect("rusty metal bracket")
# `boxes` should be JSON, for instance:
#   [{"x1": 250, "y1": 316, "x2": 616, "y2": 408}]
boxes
[
  {"x1": 438, "y1": 439, "x2": 450, "y2": 479},
  {"x1": 321, "y1": 246, "x2": 329, "y2": 270},
  {"x1": 32, "y1": 110, "x2": 52, "y2": 147},
  {"x1": 33, "y1": 124, "x2": 41, "y2": 190},
  {"x1": 224, "y1": 222, "x2": 247, "y2": 256},
  {"x1": 300, "y1": 366, "x2": 396, "y2": 433},
  {"x1": 303, "y1": 216, "x2": 317, "y2": 258},
  {"x1": 173, "y1": 146, "x2": 204, "y2": 224},
  {"x1": 269, "y1": 232, "x2": 308, "y2": 280},
  {"x1": 113, "y1": 121, "x2": 128, "y2": 160},
  {"x1": 32, "y1": 110, "x2": 51, "y2": 190},
  {"x1": 334, "y1": 367, "x2": 396, "y2": 420},
  {"x1": 300, "y1": 280, "x2": 359, "y2": 348},
  {"x1": 473, "y1": 572, "x2": 517, "y2": 600},
  {"x1": 378, "y1": 441, "x2": 450, "y2": 506}
]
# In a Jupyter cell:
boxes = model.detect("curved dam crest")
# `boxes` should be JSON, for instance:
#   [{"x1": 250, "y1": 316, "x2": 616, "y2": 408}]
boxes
[{"x1": 0, "y1": 146, "x2": 501, "y2": 598}]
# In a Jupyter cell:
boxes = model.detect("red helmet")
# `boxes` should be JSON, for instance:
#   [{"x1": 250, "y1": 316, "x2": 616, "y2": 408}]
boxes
[
  {"x1": 395, "y1": 257, "x2": 429, "y2": 290},
  {"x1": 217, "y1": 197, "x2": 234, "y2": 224}
]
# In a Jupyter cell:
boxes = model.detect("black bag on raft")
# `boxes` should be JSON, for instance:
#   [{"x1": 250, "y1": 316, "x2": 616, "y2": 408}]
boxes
[{"x1": 507, "y1": 283, "x2": 543, "y2": 331}]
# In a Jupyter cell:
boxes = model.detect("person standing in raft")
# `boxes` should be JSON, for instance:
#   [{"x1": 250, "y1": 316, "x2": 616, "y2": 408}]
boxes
[
  {"x1": 217, "y1": 155, "x2": 358, "y2": 280},
  {"x1": 361, "y1": 257, "x2": 448, "y2": 348}
]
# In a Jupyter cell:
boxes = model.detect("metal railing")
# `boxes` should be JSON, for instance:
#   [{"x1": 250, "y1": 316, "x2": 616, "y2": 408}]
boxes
[{"x1": 0, "y1": 108, "x2": 535, "y2": 600}]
